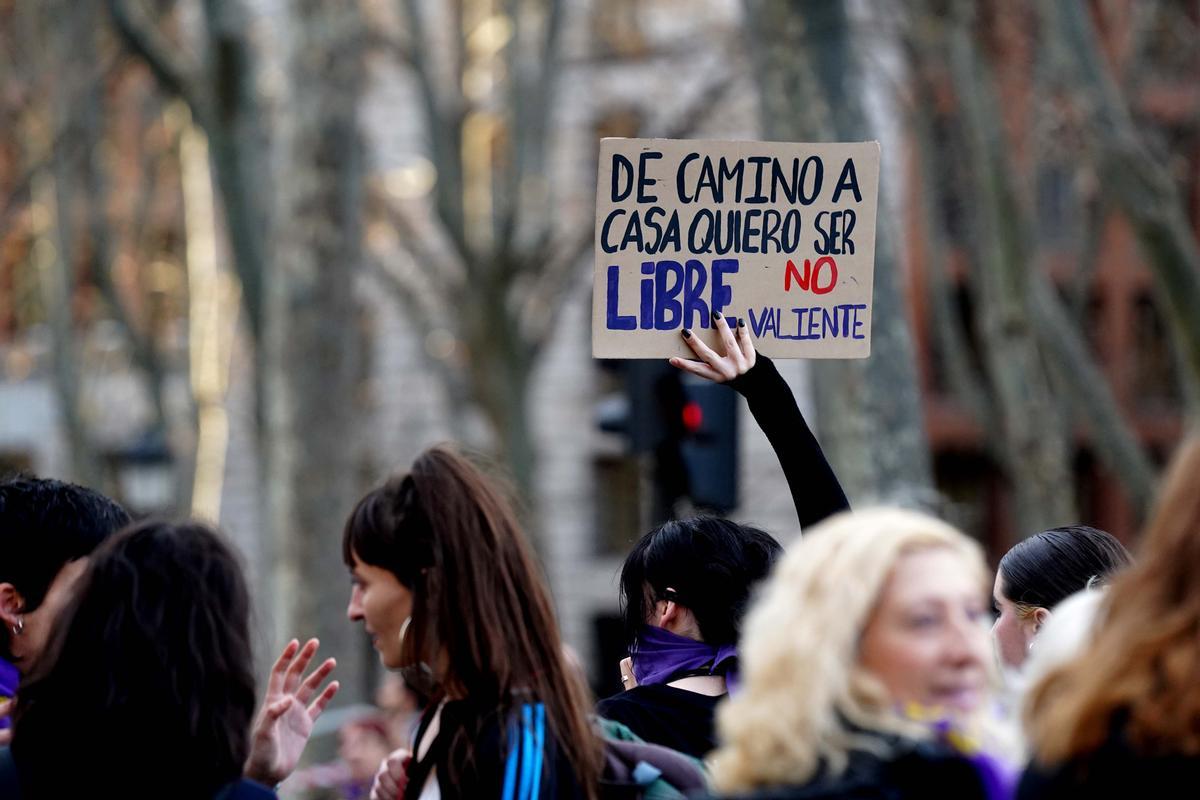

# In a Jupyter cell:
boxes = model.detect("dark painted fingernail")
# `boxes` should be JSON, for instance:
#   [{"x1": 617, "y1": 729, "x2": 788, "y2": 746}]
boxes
[
  {"x1": 682, "y1": 329, "x2": 692, "y2": 339},
  {"x1": 737, "y1": 319, "x2": 745, "y2": 328},
  {"x1": 712, "y1": 310, "x2": 721, "y2": 323}
]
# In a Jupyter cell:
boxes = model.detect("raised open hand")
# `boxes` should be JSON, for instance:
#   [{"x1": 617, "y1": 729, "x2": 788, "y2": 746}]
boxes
[{"x1": 244, "y1": 638, "x2": 339, "y2": 786}]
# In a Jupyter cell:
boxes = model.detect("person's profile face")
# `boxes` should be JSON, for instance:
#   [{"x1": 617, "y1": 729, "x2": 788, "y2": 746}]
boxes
[
  {"x1": 858, "y1": 547, "x2": 991, "y2": 715},
  {"x1": 9, "y1": 557, "x2": 91, "y2": 675},
  {"x1": 991, "y1": 572, "x2": 1041, "y2": 669},
  {"x1": 346, "y1": 553, "x2": 414, "y2": 669}
]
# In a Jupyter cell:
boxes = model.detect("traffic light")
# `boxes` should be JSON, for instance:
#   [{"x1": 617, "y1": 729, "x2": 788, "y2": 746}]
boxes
[
  {"x1": 676, "y1": 376, "x2": 738, "y2": 513},
  {"x1": 595, "y1": 360, "x2": 738, "y2": 517}
]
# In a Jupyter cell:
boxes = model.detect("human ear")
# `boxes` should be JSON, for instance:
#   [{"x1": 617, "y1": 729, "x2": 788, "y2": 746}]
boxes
[
  {"x1": 1031, "y1": 606, "x2": 1051, "y2": 636},
  {"x1": 0, "y1": 584, "x2": 25, "y2": 633}
]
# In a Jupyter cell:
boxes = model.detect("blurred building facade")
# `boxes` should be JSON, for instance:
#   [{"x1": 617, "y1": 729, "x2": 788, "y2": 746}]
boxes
[{"x1": 904, "y1": 0, "x2": 1198, "y2": 556}]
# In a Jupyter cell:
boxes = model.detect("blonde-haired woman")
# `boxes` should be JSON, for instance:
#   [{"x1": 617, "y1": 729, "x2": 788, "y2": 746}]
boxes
[
  {"x1": 710, "y1": 508, "x2": 1015, "y2": 800},
  {"x1": 1018, "y1": 437, "x2": 1200, "y2": 798}
]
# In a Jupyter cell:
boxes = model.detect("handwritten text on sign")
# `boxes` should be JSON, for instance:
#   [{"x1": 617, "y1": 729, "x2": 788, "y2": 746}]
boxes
[{"x1": 591, "y1": 139, "x2": 880, "y2": 359}]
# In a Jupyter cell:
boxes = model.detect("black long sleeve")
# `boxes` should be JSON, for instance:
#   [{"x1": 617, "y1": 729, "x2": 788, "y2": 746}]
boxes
[{"x1": 727, "y1": 354, "x2": 850, "y2": 531}]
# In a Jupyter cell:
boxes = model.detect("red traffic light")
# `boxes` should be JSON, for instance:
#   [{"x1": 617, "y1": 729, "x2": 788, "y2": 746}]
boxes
[{"x1": 682, "y1": 400, "x2": 703, "y2": 433}]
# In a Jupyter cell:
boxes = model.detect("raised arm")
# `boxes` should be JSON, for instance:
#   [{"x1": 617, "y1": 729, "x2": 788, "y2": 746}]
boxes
[{"x1": 669, "y1": 313, "x2": 849, "y2": 531}]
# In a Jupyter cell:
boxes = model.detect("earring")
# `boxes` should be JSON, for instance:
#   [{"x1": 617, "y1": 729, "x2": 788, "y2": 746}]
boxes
[{"x1": 11, "y1": 616, "x2": 23, "y2": 637}]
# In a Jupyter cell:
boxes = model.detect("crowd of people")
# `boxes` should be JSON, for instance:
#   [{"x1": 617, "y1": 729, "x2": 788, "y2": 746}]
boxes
[{"x1": 0, "y1": 313, "x2": 1196, "y2": 799}]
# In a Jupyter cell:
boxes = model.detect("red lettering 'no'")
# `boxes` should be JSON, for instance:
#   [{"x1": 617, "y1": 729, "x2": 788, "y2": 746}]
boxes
[{"x1": 784, "y1": 257, "x2": 838, "y2": 295}]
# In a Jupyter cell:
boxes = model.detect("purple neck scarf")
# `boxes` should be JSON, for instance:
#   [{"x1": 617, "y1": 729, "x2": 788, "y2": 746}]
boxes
[
  {"x1": 0, "y1": 657, "x2": 17, "y2": 698},
  {"x1": 0, "y1": 656, "x2": 18, "y2": 731},
  {"x1": 630, "y1": 625, "x2": 738, "y2": 689}
]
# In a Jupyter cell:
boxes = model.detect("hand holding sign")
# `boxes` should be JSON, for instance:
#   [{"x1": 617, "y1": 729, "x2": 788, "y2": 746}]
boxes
[
  {"x1": 669, "y1": 312, "x2": 756, "y2": 383},
  {"x1": 592, "y1": 138, "x2": 880, "y2": 359}
]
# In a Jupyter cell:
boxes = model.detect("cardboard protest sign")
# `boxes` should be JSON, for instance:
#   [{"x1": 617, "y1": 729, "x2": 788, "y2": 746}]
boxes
[{"x1": 592, "y1": 138, "x2": 880, "y2": 359}]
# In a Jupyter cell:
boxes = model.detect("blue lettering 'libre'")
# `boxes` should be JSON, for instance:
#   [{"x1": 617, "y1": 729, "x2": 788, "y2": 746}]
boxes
[
  {"x1": 654, "y1": 260, "x2": 684, "y2": 329},
  {"x1": 711, "y1": 259, "x2": 738, "y2": 317},
  {"x1": 683, "y1": 259, "x2": 710, "y2": 330},
  {"x1": 639, "y1": 262, "x2": 655, "y2": 329},
  {"x1": 606, "y1": 265, "x2": 635, "y2": 330}
]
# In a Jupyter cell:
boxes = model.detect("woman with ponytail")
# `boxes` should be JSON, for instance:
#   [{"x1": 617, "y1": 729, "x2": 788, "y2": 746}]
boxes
[{"x1": 344, "y1": 446, "x2": 604, "y2": 799}]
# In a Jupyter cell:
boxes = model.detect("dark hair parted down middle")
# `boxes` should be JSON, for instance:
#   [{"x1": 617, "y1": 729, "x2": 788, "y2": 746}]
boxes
[
  {"x1": 12, "y1": 520, "x2": 257, "y2": 800},
  {"x1": 999, "y1": 525, "x2": 1131, "y2": 611},
  {"x1": 619, "y1": 516, "x2": 784, "y2": 649},
  {"x1": 342, "y1": 445, "x2": 604, "y2": 795}
]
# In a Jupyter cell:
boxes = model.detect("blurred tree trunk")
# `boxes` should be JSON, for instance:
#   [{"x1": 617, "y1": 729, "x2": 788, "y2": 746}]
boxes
[
  {"x1": 109, "y1": 0, "x2": 273, "y2": 429},
  {"x1": 75, "y1": 2, "x2": 181, "y2": 502},
  {"x1": 743, "y1": 0, "x2": 935, "y2": 509},
  {"x1": 906, "y1": 4, "x2": 1156, "y2": 521},
  {"x1": 264, "y1": 0, "x2": 367, "y2": 698},
  {"x1": 905, "y1": 39, "x2": 995, "y2": 433},
  {"x1": 944, "y1": 0, "x2": 1077, "y2": 536},
  {"x1": 109, "y1": 0, "x2": 369, "y2": 698},
  {"x1": 1040, "y1": 0, "x2": 1200, "y2": 418},
  {"x1": 40, "y1": 1, "x2": 103, "y2": 488}
]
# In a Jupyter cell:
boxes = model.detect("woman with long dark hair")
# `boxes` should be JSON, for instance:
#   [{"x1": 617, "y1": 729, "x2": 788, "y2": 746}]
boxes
[
  {"x1": 344, "y1": 446, "x2": 604, "y2": 799},
  {"x1": 8, "y1": 520, "x2": 290, "y2": 799}
]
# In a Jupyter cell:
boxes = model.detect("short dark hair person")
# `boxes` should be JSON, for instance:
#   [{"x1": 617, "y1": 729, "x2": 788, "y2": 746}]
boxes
[
  {"x1": 0, "y1": 476, "x2": 130, "y2": 660},
  {"x1": 619, "y1": 516, "x2": 783, "y2": 650}
]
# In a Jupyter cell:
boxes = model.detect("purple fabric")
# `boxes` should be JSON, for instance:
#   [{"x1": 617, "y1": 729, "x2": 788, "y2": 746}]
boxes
[
  {"x1": 969, "y1": 751, "x2": 1017, "y2": 800},
  {"x1": 927, "y1": 716, "x2": 1017, "y2": 800},
  {"x1": 629, "y1": 625, "x2": 738, "y2": 687},
  {"x1": 0, "y1": 657, "x2": 17, "y2": 698},
  {"x1": 0, "y1": 656, "x2": 17, "y2": 730}
]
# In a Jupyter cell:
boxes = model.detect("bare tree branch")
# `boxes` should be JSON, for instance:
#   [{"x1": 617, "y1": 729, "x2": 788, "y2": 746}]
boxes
[
  {"x1": 0, "y1": 53, "x2": 127, "y2": 227},
  {"x1": 371, "y1": 189, "x2": 466, "y2": 298},
  {"x1": 655, "y1": 70, "x2": 738, "y2": 140},
  {"x1": 1041, "y1": 0, "x2": 1200, "y2": 402},
  {"x1": 947, "y1": 0, "x2": 1077, "y2": 532},
  {"x1": 81, "y1": 73, "x2": 172, "y2": 439},
  {"x1": 496, "y1": 0, "x2": 564, "y2": 258},
  {"x1": 364, "y1": 29, "x2": 415, "y2": 66},
  {"x1": 107, "y1": 0, "x2": 206, "y2": 118},
  {"x1": 399, "y1": 0, "x2": 470, "y2": 261},
  {"x1": 1028, "y1": 270, "x2": 1158, "y2": 512},
  {"x1": 522, "y1": 228, "x2": 590, "y2": 353},
  {"x1": 368, "y1": 254, "x2": 473, "y2": 435}
]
